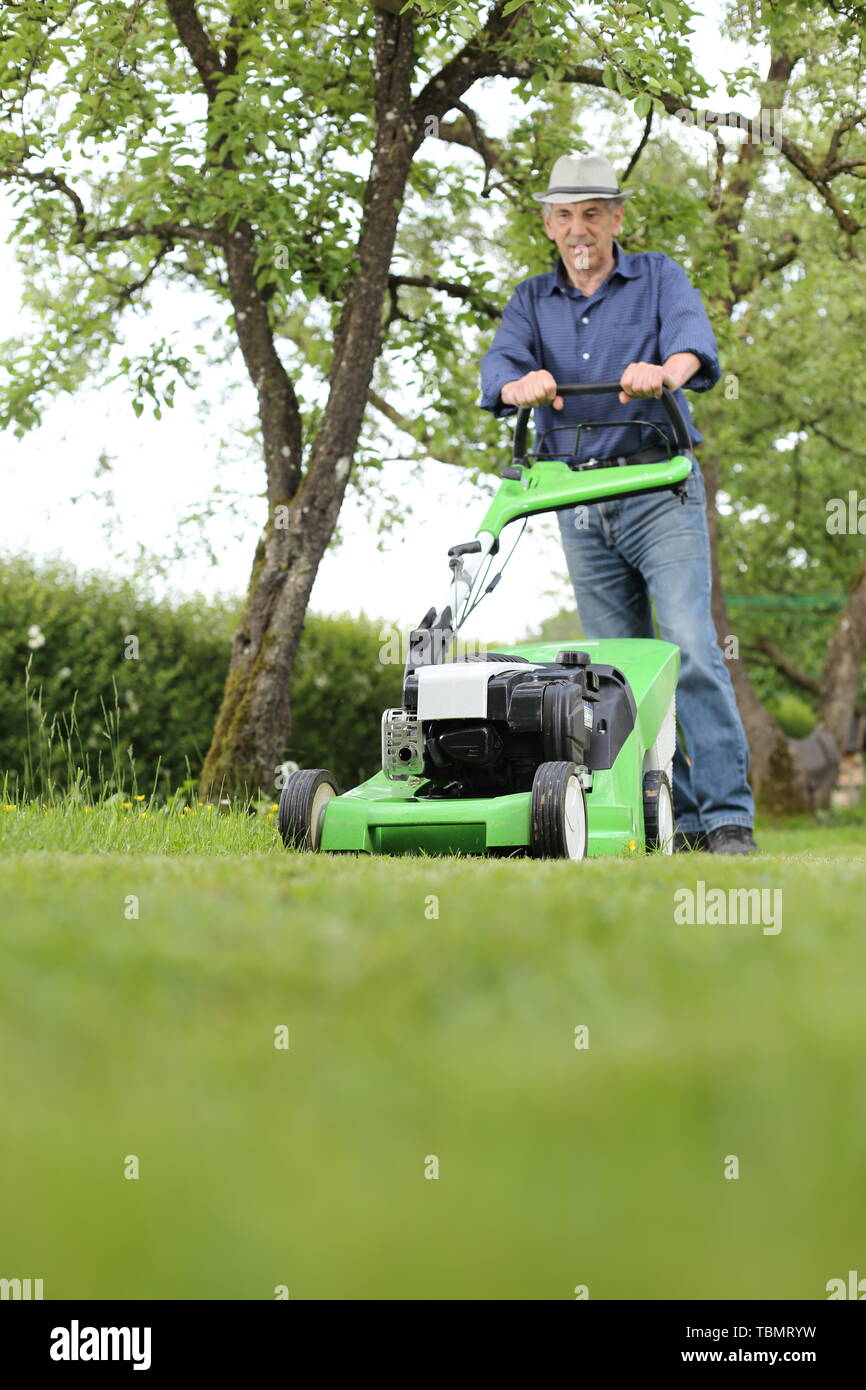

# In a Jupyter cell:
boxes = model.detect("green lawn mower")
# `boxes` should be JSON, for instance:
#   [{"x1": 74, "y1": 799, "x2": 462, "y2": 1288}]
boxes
[{"x1": 280, "y1": 381, "x2": 694, "y2": 860}]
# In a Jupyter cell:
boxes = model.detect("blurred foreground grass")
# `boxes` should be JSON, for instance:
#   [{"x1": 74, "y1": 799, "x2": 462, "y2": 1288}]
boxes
[{"x1": 1, "y1": 802, "x2": 864, "y2": 1299}]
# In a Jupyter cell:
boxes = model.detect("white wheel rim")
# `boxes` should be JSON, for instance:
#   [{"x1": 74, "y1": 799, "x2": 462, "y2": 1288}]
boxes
[
  {"x1": 657, "y1": 782, "x2": 674, "y2": 854},
  {"x1": 309, "y1": 783, "x2": 336, "y2": 849},
  {"x1": 563, "y1": 776, "x2": 587, "y2": 860}
]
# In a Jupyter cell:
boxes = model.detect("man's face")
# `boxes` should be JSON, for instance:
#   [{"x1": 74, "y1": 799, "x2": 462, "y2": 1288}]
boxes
[{"x1": 543, "y1": 198, "x2": 623, "y2": 275}]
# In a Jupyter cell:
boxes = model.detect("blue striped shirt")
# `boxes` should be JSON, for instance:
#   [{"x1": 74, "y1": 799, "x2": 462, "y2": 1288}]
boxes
[{"x1": 479, "y1": 242, "x2": 720, "y2": 462}]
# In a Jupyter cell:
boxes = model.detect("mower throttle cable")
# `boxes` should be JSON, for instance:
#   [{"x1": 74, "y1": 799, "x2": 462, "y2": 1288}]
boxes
[{"x1": 454, "y1": 518, "x2": 528, "y2": 631}]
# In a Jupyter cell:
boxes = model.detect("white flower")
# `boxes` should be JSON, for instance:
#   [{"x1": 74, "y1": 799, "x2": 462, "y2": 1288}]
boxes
[
  {"x1": 27, "y1": 625, "x2": 46, "y2": 649},
  {"x1": 58, "y1": 666, "x2": 72, "y2": 680}
]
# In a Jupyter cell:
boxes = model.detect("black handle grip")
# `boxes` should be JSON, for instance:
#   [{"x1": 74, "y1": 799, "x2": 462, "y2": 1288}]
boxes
[{"x1": 511, "y1": 380, "x2": 692, "y2": 464}]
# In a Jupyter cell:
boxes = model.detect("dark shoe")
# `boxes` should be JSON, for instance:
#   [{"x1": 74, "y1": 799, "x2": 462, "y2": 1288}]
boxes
[
  {"x1": 705, "y1": 825, "x2": 759, "y2": 855},
  {"x1": 674, "y1": 830, "x2": 708, "y2": 853}
]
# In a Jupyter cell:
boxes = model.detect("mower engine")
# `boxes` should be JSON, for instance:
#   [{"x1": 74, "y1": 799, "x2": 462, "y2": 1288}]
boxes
[{"x1": 382, "y1": 651, "x2": 605, "y2": 798}]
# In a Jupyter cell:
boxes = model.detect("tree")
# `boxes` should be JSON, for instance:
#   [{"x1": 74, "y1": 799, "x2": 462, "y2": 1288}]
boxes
[
  {"x1": 380, "y1": 0, "x2": 866, "y2": 810},
  {"x1": 696, "y1": 219, "x2": 866, "y2": 806},
  {"x1": 1, "y1": 0, "x2": 863, "y2": 806}
]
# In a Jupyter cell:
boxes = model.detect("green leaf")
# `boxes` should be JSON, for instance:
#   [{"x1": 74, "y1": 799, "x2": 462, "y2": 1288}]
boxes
[{"x1": 634, "y1": 94, "x2": 652, "y2": 119}]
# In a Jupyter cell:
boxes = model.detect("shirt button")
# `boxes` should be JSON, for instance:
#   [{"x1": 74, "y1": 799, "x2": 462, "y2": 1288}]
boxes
[
  {"x1": 582, "y1": 352, "x2": 590, "y2": 360},
  {"x1": 581, "y1": 316, "x2": 589, "y2": 324}
]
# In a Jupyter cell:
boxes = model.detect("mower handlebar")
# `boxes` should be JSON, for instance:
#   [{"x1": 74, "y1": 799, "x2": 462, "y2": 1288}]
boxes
[{"x1": 511, "y1": 380, "x2": 692, "y2": 465}]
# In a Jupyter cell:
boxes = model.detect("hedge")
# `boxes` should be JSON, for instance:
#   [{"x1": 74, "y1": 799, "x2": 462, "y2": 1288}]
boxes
[{"x1": 0, "y1": 554, "x2": 402, "y2": 796}]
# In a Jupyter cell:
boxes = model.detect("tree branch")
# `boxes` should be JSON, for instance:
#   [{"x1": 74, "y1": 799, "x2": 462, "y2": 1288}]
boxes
[
  {"x1": 0, "y1": 164, "x2": 225, "y2": 256},
  {"x1": 488, "y1": 49, "x2": 864, "y2": 238},
  {"x1": 825, "y1": 108, "x2": 866, "y2": 175},
  {"x1": 493, "y1": 56, "x2": 607, "y2": 89},
  {"x1": 89, "y1": 221, "x2": 224, "y2": 246},
  {"x1": 773, "y1": 137, "x2": 865, "y2": 235},
  {"x1": 452, "y1": 100, "x2": 505, "y2": 186},
  {"x1": 732, "y1": 231, "x2": 801, "y2": 301},
  {"x1": 101, "y1": 0, "x2": 146, "y2": 90},
  {"x1": 115, "y1": 243, "x2": 173, "y2": 304},
  {"x1": 811, "y1": 421, "x2": 866, "y2": 463},
  {"x1": 751, "y1": 636, "x2": 825, "y2": 702},
  {"x1": 621, "y1": 108, "x2": 653, "y2": 184},
  {"x1": 0, "y1": 165, "x2": 86, "y2": 238},
  {"x1": 759, "y1": 233, "x2": 801, "y2": 276},
  {"x1": 708, "y1": 127, "x2": 726, "y2": 213},
  {"x1": 366, "y1": 388, "x2": 466, "y2": 468},
  {"x1": 412, "y1": 1, "x2": 530, "y2": 130},
  {"x1": 87, "y1": 242, "x2": 174, "y2": 308},
  {"x1": 164, "y1": 0, "x2": 225, "y2": 100},
  {"x1": 436, "y1": 113, "x2": 501, "y2": 164},
  {"x1": 3, "y1": 0, "x2": 86, "y2": 122},
  {"x1": 434, "y1": 103, "x2": 526, "y2": 201},
  {"x1": 388, "y1": 273, "x2": 501, "y2": 320},
  {"x1": 749, "y1": 635, "x2": 866, "y2": 742}
]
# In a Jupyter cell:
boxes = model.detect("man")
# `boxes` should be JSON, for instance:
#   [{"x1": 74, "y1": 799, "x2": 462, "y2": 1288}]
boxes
[{"x1": 480, "y1": 152, "x2": 757, "y2": 854}]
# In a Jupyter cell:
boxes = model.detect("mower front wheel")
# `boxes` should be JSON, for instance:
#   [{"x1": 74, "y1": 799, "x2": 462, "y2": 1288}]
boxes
[
  {"x1": 278, "y1": 769, "x2": 337, "y2": 851},
  {"x1": 530, "y1": 761, "x2": 587, "y2": 860},
  {"x1": 643, "y1": 770, "x2": 674, "y2": 854}
]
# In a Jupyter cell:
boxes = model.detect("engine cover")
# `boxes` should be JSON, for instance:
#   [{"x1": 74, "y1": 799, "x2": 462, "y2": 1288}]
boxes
[
  {"x1": 388, "y1": 658, "x2": 640, "y2": 796},
  {"x1": 387, "y1": 658, "x2": 618, "y2": 797}
]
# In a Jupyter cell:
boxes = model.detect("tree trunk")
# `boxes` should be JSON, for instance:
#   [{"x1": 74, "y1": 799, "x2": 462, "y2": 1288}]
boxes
[
  {"x1": 817, "y1": 556, "x2": 866, "y2": 754},
  {"x1": 702, "y1": 454, "x2": 810, "y2": 814},
  {"x1": 200, "y1": 9, "x2": 418, "y2": 796}
]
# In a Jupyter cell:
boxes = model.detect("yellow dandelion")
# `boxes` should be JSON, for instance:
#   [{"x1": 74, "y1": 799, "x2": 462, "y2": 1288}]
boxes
[
  {"x1": 197, "y1": 800, "x2": 204, "y2": 806},
  {"x1": 135, "y1": 795, "x2": 146, "y2": 801},
  {"x1": 84, "y1": 807, "x2": 93, "y2": 813},
  {"x1": 269, "y1": 803, "x2": 279, "y2": 811},
  {"x1": 205, "y1": 804, "x2": 213, "y2": 812},
  {"x1": 628, "y1": 839, "x2": 636, "y2": 851},
  {"x1": 140, "y1": 812, "x2": 149, "y2": 819},
  {"x1": 123, "y1": 801, "x2": 132, "y2": 809},
  {"x1": 4, "y1": 804, "x2": 15, "y2": 812}
]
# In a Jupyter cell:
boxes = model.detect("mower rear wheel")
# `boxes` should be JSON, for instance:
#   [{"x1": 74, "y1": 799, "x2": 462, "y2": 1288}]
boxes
[
  {"x1": 530, "y1": 761, "x2": 587, "y2": 860},
  {"x1": 278, "y1": 769, "x2": 337, "y2": 851},
  {"x1": 643, "y1": 770, "x2": 674, "y2": 854}
]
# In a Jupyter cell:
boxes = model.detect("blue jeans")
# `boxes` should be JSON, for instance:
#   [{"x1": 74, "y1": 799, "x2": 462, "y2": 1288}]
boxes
[{"x1": 556, "y1": 462, "x2": 754, "y2": 833}]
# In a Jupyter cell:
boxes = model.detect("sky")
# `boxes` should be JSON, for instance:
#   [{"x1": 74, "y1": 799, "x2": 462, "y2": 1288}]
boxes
[{"x1": 0, "y1": 3, "x2": 757, "y2": 646}]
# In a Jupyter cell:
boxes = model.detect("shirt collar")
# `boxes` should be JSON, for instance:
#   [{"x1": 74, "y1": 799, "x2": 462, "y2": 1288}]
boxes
[{"x1": 545, "y1": 241, "x2": 641, "y2": 295}]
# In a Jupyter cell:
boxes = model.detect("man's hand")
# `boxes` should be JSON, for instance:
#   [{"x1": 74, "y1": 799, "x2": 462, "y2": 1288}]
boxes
[
  {"x1": 618, "y1": 362, "x2": 675, "y2": 404},
  {"x1": 501, "y1": 370, "x2": 563, "y2": 410}
]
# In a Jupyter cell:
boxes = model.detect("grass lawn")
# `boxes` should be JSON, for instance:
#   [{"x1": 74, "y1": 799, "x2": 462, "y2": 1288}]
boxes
[{"x1": 1, "y1": 801, "x2": 864, "y2": 1300}]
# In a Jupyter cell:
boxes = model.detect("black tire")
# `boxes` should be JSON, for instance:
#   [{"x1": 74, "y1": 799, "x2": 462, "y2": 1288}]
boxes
[
  {"x1": 530, "y1": 760, "x2": 588, "y2": 860},
  {"x1": 643, "y1": 770, "x2": 674, "y2": 854},
  {"x1": 278, "y1": 769, "x2": 338, "y2": 850}
]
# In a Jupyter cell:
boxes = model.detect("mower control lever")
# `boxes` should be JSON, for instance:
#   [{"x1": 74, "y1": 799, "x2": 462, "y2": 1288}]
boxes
[{"x1": 511, "y1": 380, "x2": 692, "y2": 466}]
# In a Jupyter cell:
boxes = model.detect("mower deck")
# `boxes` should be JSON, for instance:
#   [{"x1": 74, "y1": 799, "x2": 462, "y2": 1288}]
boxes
[{"x1": 320, "y1": 638, "x2": 678, "y2": 857}]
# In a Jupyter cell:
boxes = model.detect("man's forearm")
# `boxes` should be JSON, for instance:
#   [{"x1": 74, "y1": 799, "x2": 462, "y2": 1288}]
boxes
[{"x1": 663, "y1": 352, "x2": 702, "y2": 389}]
